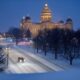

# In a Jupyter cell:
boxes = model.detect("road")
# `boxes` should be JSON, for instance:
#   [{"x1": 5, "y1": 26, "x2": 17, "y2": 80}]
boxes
[
  {"x1": 4, "y1": 45, "x2": 63, "y2": 73},
  {"x1": 0, "y1": 39, "x2": 63, "y2": 73},
  {"x1": 6, "y1": 47, "x2": 52, "y2": 73}
]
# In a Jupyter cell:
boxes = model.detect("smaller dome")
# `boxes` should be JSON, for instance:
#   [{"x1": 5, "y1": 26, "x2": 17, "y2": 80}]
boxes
[
  {"x1": 25, "y1": 16, "x2": 31, "y2": 20},
  {"x1": 21, "y1": 16, "x2": 31, "y2": 23},
  {"x1": 59, "y1": 20, "x2": 64, "y2": 23},
  {"x1": 22, "y1": 16, "x2": 31, "y2": 20},
  {"x1": 66, "y1": 18, "x2": 72, "y2": 22}
]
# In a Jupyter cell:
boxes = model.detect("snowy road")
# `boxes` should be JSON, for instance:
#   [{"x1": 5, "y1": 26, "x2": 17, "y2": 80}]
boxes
[
  {"x1": 7, "y1": 48, "x2": 53, "y2": 73},
  {"x1": 4, "y1": 45, "x2": 63, "y2": 73}
]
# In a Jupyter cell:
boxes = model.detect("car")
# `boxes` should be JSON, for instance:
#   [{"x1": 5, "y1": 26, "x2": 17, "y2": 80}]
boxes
[{"x1": 18, "y1": 57, "x2": 25, "y2": 63}]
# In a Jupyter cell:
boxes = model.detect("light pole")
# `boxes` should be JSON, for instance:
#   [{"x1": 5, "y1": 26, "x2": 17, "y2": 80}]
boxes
[{"x1": 6, "y1": 47, "x2": 9, "y2": 68}]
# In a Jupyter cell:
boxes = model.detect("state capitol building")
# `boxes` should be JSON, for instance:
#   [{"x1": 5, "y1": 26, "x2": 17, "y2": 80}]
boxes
[{"x1": 20, "y1": 3, "x2": 73, "y2": 37}]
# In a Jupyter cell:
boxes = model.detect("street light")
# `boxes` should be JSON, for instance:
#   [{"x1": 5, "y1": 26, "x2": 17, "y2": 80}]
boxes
[{"x1": 5, "y1": 47, "x2": 9, "y2": 68}]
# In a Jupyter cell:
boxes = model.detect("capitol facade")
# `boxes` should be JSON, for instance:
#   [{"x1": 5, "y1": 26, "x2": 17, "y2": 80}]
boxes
[{"x1": 20, "y1": 3, "x2": 73, "y2": 37}]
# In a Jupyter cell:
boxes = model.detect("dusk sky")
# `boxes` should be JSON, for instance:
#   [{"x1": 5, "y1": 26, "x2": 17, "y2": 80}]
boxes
[{"x1": 0, "y1": 0, "x2": 80, "y2": 32}]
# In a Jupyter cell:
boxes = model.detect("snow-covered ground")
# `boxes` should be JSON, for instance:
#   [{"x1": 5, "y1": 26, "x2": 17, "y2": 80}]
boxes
[
  {"x1": 5, "y1": 48, "x2": 54, "y2": 73},
  {"x1": 15, "y1": 45, "x2": 80, "y2": 70},
  {"x1": 0, "y1": 39, "x2": 64, "y2": 73},
  {"x1": 1, "y1": 38, "x2": 80, "y2": 72},
  {"x1": 0, "y1": 69, "x2": 80, "y2": 80},
  {"x1": 13, "y1": 46, "x2": 64, "y2": 71},
  {"x1": 0, "y1": 38, "x2": 80, "y2": 79}
]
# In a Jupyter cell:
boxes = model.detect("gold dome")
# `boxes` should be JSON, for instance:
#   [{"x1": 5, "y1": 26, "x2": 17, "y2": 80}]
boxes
[{"x1": 41, "y1": 3, "x2": 52, "y2": 22}]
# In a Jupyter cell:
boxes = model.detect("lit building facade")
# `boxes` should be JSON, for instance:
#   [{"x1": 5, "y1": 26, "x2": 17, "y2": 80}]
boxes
[{"x1": 20, "y1": 3, "x2": 73, "y2": 37}]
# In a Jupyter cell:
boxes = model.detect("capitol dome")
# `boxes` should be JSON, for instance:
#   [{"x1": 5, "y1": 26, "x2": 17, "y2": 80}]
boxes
[{"x1": 41, "y1": 3, "x2": 52, "y2": 22}]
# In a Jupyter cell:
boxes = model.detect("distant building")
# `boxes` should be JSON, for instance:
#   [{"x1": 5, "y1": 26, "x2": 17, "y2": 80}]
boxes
[{"x1": 20, "y1": 3, "x2": 73, "y2": 37}]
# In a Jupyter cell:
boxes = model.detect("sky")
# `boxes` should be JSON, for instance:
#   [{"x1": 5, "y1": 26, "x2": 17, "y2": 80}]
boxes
[{"x1": 0, "y1": 0, "x2": 80, "y2": 32}]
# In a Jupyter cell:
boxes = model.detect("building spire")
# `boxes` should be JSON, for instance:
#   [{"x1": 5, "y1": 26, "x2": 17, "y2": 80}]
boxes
[
  {"x1": 45, "y1": 3, "x2": 48, "y2": 7},
  {"x1": 22, "y1": 16, "x2": 25, "y2": 19}
]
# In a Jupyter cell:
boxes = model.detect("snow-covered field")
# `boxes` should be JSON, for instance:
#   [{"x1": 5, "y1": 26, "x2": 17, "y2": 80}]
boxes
[{"x1": 16, "y1": 45, "x2": 80, "y2": 70}]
